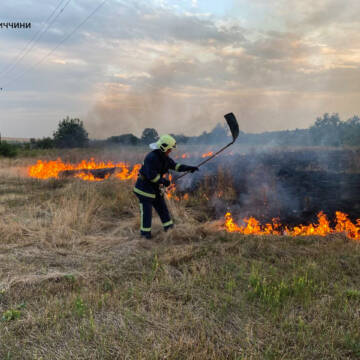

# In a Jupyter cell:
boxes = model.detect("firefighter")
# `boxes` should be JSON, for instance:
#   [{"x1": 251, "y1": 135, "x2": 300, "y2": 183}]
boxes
[{"x1": 133, "y1": 134, "x2": 199, "y2": 239}]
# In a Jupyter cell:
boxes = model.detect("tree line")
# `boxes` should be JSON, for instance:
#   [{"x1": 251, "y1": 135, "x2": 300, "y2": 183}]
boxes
[
  {"x1": 1, "y1": 113, "x2": 359, "y2": 157},
  {"x1": 105, "y1": 113, "x2": 360, "y2": 148}
]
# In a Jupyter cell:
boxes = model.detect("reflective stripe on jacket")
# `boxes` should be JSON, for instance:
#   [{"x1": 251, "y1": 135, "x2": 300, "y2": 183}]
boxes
[
  {"x1": 134, "y1": 150, "x2": 174, "y2": 198},
  {"x1": 133, "y1": 149, "x2": 188, "y2": 198}
]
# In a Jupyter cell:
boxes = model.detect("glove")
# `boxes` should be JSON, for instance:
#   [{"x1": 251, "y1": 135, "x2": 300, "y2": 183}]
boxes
[
  {"x1": 160, "y1": 178, "x2": 171, "y2": 187},
  {"x1": 188, "y1": 166, "x2": 199, "y2": 173}
]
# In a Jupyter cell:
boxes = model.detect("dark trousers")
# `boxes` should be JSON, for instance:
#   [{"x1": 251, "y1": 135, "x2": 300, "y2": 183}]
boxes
[{"x1": 135, "y1": 193, "x2": 173, "y2": 235}]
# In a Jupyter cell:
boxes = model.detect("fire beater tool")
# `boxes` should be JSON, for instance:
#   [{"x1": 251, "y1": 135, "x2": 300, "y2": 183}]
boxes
[
  {"x1": 174, "y1": 112, "x2": 239, "y2": 182},
  {"x1": 163, "y1": 112, "x2": 239, "y2": 221}
]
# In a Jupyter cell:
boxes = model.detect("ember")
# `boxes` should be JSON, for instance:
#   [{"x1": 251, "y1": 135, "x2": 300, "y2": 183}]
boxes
[
  {"x1": 201, "y1": 151, "x2": 214, "y2": 158},
  {"x1": 224, "y1": 211, "x2": 360, "y2": 240}
]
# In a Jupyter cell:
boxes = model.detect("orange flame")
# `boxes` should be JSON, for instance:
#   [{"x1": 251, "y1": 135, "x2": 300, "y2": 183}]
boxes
[
  {"x1": 201, "y1": 151, "x2": 214, "y2": 158},
  {"x1": 224, "y1": 211, "x2": 360, "y2": 240},
  {"x1": 166, "y1": 191, "x2": 189, "y2": 201},
  {"x1": 165, "y1": 174, "x2": 176, "y2": 199},
  {"x1": 165, "y1": 187, "x2": 177, "y2": 199},
  {"x1": 74, "y1": 172, "x2": 111, "y2": 182},
  {"x1": 114, "y1": 164, "x2": 141, "y2": 180},
  {"x1": 28, "y1": 158, "x2": 140, "y2": 181},
  {"x1": 181, "y1": 153, "x2": 189, "y2": 159}
]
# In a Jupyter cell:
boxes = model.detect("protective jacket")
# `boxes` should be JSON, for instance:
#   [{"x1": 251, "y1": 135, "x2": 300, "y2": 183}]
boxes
[{"x1": 133, "y1": 149, "x2": 194, "y2": 199}]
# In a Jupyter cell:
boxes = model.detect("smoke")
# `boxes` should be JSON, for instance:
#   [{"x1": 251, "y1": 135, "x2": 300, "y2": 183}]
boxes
[
  {"x1": 174, "y1": 147, "x2": 360, "y2": 224},
  {"x1": 79, "y1": 0, "x2": 360, "y2": 139},
  {"x1": 2, "y1": 0, "x2": 360, "y2": 138},
  {"x1": 85, "y1": 80, "x2": 349, "y2": 139},
  {"x1": 85, "y1": 85, "x2": 220, "y2": 139}
]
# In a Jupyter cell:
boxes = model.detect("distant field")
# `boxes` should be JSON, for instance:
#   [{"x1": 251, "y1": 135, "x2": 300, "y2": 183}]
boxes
[
  {"x1": 0, "y1": 150, "x2": 359, "y2": 359},
  {"x1": 1, "y1": 137, "x2": 30, "y2": 143}
]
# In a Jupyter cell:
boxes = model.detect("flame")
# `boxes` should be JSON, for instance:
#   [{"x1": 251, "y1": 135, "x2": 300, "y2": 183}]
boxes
[
  {"x1": 201, "y1": 151, "x2": 214, "y2": 158},
  {"x1": 165, "y1": 187, "x2": 177, "y2": 199},
  {"x1": 166, "y1": 191, "x2": 189, "y2": 201},
  {"x1": 165, "y1": 174, "x2": 176, "y2": 199},
  {"x1": 166, "y1": 192, "x2": 189, "y2": 201},
  {"x1": 224, "y1": 212, "x2": 360, "y2": 240},
  {"x1": 28, "y1": 158, "x2": 140, "y2": 181},
  {"x1": 115, "y1": 164, "x2": 141, "y2": 180},
  {"x1": 74, "y1": 172, "x2": 111, "y2": 182},
  {"x1": 181, "y1": 153, "x2": 189, "y2": 159}
]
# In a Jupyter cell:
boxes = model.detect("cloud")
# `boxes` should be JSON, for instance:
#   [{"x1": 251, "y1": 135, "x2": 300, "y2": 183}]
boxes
[{"x1": 1, "y1": 0, "x2": 360, "y2": 138}]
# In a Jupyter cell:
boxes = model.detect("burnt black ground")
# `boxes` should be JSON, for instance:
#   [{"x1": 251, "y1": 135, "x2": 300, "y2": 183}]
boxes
[{"x1": 177, "y1": 148, "x2": 360, "y2": 225}]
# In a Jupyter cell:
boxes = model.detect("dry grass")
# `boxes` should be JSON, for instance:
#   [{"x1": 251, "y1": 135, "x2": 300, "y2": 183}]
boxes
[{"x1": 0, "y1": 157, "x2": 359, "y2": 359}]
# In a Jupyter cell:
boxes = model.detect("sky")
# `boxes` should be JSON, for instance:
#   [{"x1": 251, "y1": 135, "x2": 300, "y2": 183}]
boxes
[{"x1": 0, "y1": 0, "x2": 359, "y2": 138}]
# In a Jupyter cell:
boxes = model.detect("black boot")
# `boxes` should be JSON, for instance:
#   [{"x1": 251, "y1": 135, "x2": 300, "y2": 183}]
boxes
[
  {"x1": 140, "y1": 231, "x2": 152, "y2": 239},
  {"x1": 164, "y1": 224, "x2": 174, "y2": 232}
]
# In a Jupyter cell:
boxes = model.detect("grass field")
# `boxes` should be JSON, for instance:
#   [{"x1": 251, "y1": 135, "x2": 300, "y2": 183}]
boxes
[{"x1": 0, "y1": 153, "x2": 360, "y2": 359}]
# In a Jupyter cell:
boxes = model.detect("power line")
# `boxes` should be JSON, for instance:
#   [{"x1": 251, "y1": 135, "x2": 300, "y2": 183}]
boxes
[
  {"x1": 0, "y1": 0, "x2": 72, "y2": 80},
  {"x1": 1, "y1": 0, "x2": 107, "y2": 90}
]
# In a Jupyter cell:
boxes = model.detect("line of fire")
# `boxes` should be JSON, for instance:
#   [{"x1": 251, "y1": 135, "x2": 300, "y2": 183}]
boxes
[{"x1": 27, "y1": 148, "x2": 360, "y2": 241}]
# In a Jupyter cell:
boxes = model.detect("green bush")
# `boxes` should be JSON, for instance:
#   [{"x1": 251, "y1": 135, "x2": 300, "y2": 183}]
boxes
[
  {"x1": 0, "y1": 141, "x2": 18, "y2": 157},
  {"x1": 30, "y1": 137, "x2": 54, "y2": 149},
  {"x1": 53, "y1": 116, "x2": 89, "y2": 148}
]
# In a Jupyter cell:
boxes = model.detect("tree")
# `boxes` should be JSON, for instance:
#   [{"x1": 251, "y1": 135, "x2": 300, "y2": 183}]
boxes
[
  {"x1": 208, "y1": 123, "x2": 229, "y2": 143},
  {"x1": 313, "y1": 113, "x2": 341, "y2": 128},
  {"x1": 30, "y1": 137, "x2": 54, "y2": 149},
  {"x1": 53, "y1": 117, "x2": 89, "y2": 148},
  {"x1": 0, "y1": 141, "x2": 17, "y2": 157},
  {"x1": 310, "y1": 113, "x2": 342, "y2": 146},
  {"x1": 141, "y1": 128, "x2": 158, "y2": 144},
  {"x1": 342, "y1": 116, "x2": 360, "y2": 146},
  {"x1": 170, "y1": 133, "x2": 189, "y2": 144},
  {"x1": 107, "y1": 133, "x2": 139, "y2": 145}
]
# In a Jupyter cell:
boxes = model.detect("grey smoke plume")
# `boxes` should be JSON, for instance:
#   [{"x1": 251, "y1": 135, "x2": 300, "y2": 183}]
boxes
[
  {"x1": 174, "y1": 147, "x2": 360, "y2": 224},
  {"x1": 83, "y1": 0, "x2": 360, "y2": 138}
]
